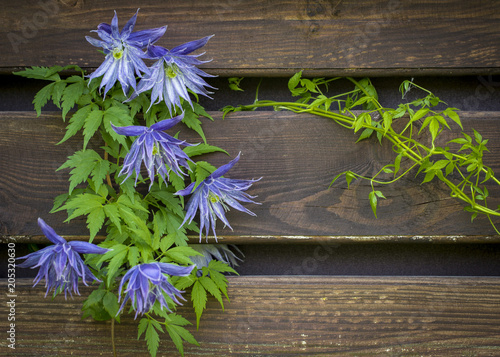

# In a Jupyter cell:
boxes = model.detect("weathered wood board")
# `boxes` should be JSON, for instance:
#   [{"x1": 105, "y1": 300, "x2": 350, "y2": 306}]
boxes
[
  {"x1": 1, "y1": 0, "x2": 500, "y2": 76},
  {"x1": 2, "y1": 276, "x2": 500, "y2": 356},
  {"x1": 1, "y1": 111, "x2": 500, "y2": 243}
]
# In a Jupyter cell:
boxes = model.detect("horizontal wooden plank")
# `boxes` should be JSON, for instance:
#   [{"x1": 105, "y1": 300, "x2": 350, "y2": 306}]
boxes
[
  {"x1": 2, "y1": 276, "x2": 500, "y2": 356},
  {"x1": 1, "y1": 1, "x2": 500, "y2": 76},
  {"x1": 1, "y1": 110, "x2": 500, "y2": 242}
]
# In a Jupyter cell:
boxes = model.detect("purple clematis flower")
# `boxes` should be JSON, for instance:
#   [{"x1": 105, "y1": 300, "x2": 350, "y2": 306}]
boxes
[
  {"x1": 127, "y1": 34, "x2": 216, "y2": 113},
  {"x1": 117, "y1": 262, "x2": 194, "y2": 318},
  {"x1": 176, "y1": 153, "x2": 260, "y2": 242},
  {"x1": 17, "y1": 218, "x2": 108, "y2": 298},
  {"x1": 111, "y1": 113, "x2": 195, "y2": 188},
  {"x1": 86, "y1": 9, "x2": 167, "y2": 97}
]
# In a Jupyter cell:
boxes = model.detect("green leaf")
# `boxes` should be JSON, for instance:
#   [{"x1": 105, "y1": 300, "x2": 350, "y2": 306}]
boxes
[
  {"x1": 429, "y1": 118, "x2": 440, "y2": 142},
  {"x1": 106, "y1": 246, "x2": 128, "y2": 286},
  {"x1": 443, "y1": 107, "x2": 462, "y2": 129},
  {"x1": 58, "y1": 105, "x2": 92, "y2": 145},
  {"x1": 193, "y1": 161, "x2": 217, "y2": 190},
  {"x1": 288, "y1": 71, "x2": 302, "y2": 93},
  {"x1": 199, "y1": 276, "x2": 223, "y2": 309},
  {"x1": 356, "y1": 128, "x2": 374, "y2": 142},
  {"x1": 191, "y1": 280, "x2": 207, "y2": 329},
  {"x1": 207, "y1": 260, "x2": 238, "y2": 275},
  {"x1": 145, "y1": 320, "x2": 161, "y2": 357},
  {"x1": 33, "y1": 82, "x2": 55, "y2": 116},
  {"x1": 228, "y1": 77, "x2": 244, "y2": 91},
  {"x1": 102, "y1": 106, "x2": 135, "y2": 146},
  {"x1": 104, "y1": 202, "x2": 122, "y2": 232},
  {"x1": 87, "y1": 206, "x2": 105, "y2": 242},
  {"x1": 183, "y1": 143, "x2": 228, "y2": 157},
  {"x1": 166, "y1": 323, "x2": 199, "y2": 356},
  {"x1": 58, "y1": 193, "x2": 106, "y2": 221},
  {"x1": 164, "y1": 246, "x2": 201, "y2": 266},
  {"x1": 83, "y1": 108, "x2": 104, "y2": 150},
  {"x1": 61, "y1": 80, "x2": 85, "y2": 120},
  {"x1": 182, "y1": 107, "x2": 206, "y2": 143},
  {"x1": 13, "y1": 66, "x2": 60, "y2": 81},
  {"x1": 57, "y1": 149, "x2": 104, "y2": 194},
  {"x1": 103, "y1": 291, "x2": 120, "y2": 321},
  {"x1": 368, "y1": 190, "x2": 385, "y2": 218},
  {"x1": 193, "y1": 102, "x2": 214, "y2": 121},
  {"x1": 91, "y1": 159, "x2": 110, "y2": 194}
]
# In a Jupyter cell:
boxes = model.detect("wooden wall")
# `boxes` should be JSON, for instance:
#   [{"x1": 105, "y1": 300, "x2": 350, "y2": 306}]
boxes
[{"x1": 1, "y1": 1, "x2": 500, "y2": 355}]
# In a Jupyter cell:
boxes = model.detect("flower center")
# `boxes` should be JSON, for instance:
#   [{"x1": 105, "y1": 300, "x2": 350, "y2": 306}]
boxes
[
  {"x1": 209, "y1": 193, "x2": 219, "y2": 203},
  {"x1": 152, "y1": 143, "x2": 160, "y2": 156},
  {"x1": 113, "y1": 47, "x2": 124, "y2": 60},
  {"x1": 166, "y1": 64, "x2": 178, "y2": 79}
]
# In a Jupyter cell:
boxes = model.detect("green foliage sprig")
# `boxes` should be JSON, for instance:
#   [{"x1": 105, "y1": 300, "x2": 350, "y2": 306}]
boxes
[
  {"x1": 224, "y1": 72, "x2": 500, "y2": 234},
  {"x1": 14, "y1": 64, "x2": 238, "y2": 356}
]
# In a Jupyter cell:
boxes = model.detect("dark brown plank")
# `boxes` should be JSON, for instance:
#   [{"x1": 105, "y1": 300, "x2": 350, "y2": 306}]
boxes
[
  {"x1": 1, "y1": 111, "x2": 500, "y2": 242},
  {"x1": 1, "y1": 0, "x2": 500, "y2": 76},
  {"x1": 2, "y1": 276, "x2": 500, "y2": 356}
]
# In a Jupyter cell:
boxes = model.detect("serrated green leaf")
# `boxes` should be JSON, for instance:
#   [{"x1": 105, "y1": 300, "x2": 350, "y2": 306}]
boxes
[
  {"x1": 13, "y1": 66, "x2": 60, "y2": 81},
  {"x1": 199, "y1": 276, "x2": 223, "y2": 309},
  {"x1": 58, "y1": 105, "x2": 93, "y2": 145},
  {"x1": 103, "y1": 202, "x2": 122, "y2": 233},
  {"x1": 206, "y1": 269, "x2": 230, "y2": 300},
  {"x1": 57, "y1": 149, "x2": 103, "y2": 194},
  {"x1": 193, "y1": 161, "x2": 217, "y2": 190},
  {"x1": 102, "y1": 106, "x2": 135, "y2": 146},
  {"x1": 127, "y1": 246, "x2": 140, "y2": 267},
  {"x1": 207, "y1": 260, "x2": 238, "y2": 274},
  {"x1": 51, "y1": 193, "x2": 69, "y2": 213},
  {"x1": 87, "y1": 206, "x2": 105, "y2": 242},
  {"x1": 193, "y1": 102, "x2": 214, "y2": 121},
  {"x1": 58, "y1": 193, "x2": 105, "y2": 221},
  {"x1": 106, "y1": 247, "x2": 128, "y2": 286},
  {"x1": 137, "y1": 318, "x2": 149, "y2": 339},
  {"x1": 83, "y1": 108, "x2": 104, "y2": 150},
  {"x1": 182, "y1": 107, "x2": 206, "y2": 144},
  {"x1": 33, "y1": 82, "x2": 55, "y2": 116},
  {"x1": 191, "y1": 280, "x2": 207, "y2": 329},
  {"x1": 51, "y1": 81, "x2": 67, "y2": 109},
  {"x1": 145, "y1": 320, "x2": 161, "y2": 357},
  {"x1": 61, "y1": 80, "x2": 85, "y2": 120},
  {"x1": 91, "y1": 159, "x2": 110, "y2": 194},
  {"x1": 164, "y1": 246, "x2": 200, "y2": 265}
]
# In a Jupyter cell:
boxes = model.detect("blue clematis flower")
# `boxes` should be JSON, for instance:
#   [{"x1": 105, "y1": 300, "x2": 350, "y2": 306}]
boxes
[
  {"x1": 17, "y1": 218, "x2": 108, "y2": 298},
  {"x1": 127, "y1": 35, "x2": 216, "y2": 113},
  {"x1": 176, "y1": 153, "x2": 260, "y2": 242},
  {"x1": 86, "y1": 9, "x2": 167, "y2": 97},
  {"x1": 111, "y1": 113, "x2": 195, "y2": 188},
  {"x1": 188, "y1": 244, "x2": 243, "y2": 276},
  {"x1": 117, "y1": 262, "x2": 194, "y2": 318}
]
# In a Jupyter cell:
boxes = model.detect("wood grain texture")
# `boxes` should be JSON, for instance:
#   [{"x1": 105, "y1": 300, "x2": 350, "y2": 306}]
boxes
[
  {"x1": 1, "y1": 110, "x2": 500, "y2": 242},
  {"x1": 1, "y1": 0, "x2": 500, "y2": 76},
  {"x1": 2, "y1": 276, "x2": 500, "y2": 356}
]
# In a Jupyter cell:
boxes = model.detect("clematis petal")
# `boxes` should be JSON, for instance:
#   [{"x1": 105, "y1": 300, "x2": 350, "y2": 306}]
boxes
[
  {"x1": 37, "y1": 218, "x2": 66, "y2": 245},
  {"x1": 150, "y1": 112, "x2": 184, "y2": 131},
  {"x1": 170, "y1": 35, "x2": 214, "y2": 55},
  {"x1": 210, "y1": 153, "x2": 241, "y2": 179},
  {"x1": 68, "y1": 241, "x2": 109, "y2": 255},
  {"x1": 111, "y1": 123, "x2": 146, "y2": 136}
]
